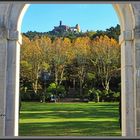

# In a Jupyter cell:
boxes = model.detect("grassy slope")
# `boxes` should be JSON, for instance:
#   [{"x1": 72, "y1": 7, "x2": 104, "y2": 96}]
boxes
[{"x1": 19, "y1": 102, "x2": 121, "y2": 136}]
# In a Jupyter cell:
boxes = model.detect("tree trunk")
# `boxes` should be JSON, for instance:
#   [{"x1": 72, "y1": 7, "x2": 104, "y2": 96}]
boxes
[
  {"x1": 102, "y1": 79, "x2": 110, "y2": 94},
  {"x1": 54, "y1": 65, "x2": 58, "y2": 85},
  {"x1": 42, "y1": 92, "x2": 45, "y2": 103},
  {"x1": 73, "y1": 78, "x2": 76, "y2": 89},
  {"x1": 79, "y1": 79, "x2": 83, "y2": 97},
  {"x1": 34, "y1": 79, "x2": 38, "y2": 93},
  {"x1": 97, "y1": 94, "x2": 100, "y2": 102},
  {"x1": 59, "y1": 67, "x2": 64, "y2": 85}
]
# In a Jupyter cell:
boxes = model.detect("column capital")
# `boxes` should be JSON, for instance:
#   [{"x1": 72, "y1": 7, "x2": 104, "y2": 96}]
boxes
[
  {"x1": 0, "y1": 27, "x2": 22, "y2": 44},
  {"x1": 134, "y1": 27, "x2": 140, "y2": 39},
  {"x1": 0, "y1": 26, "x2": 7, "y2": 39},
  {"x1": 119, "y1": 30, "x2": 134, "y2": 45},
  {"x1": 7, "y1": 30, "x2": 22, "y2": 45},
  {"x1": 7, "y1": 30, "x2": 19, "y2": 41},
  {"x1": 0, "y1": 27, "x2": 19, "y2": 40}
]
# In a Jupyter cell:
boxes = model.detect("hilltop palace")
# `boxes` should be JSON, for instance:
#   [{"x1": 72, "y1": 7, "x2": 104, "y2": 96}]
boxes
[{"x1": 52, "y1": 21, "x2": 81, "y2": 33}]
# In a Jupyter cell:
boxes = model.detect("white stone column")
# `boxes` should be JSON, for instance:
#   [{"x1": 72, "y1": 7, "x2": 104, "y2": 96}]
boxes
[
  {"x1": 119, "y1": 30, "x2": 136, "y2": 136},
  {"x1": 134, "y1": 28, "x2": 140, "y2": 136},
  {"x1": 0, "y1": 27, "x2": 7, "y2": 136},
  {"x1": 5, "y1": 30, "x2": 21, "y2": 136}
]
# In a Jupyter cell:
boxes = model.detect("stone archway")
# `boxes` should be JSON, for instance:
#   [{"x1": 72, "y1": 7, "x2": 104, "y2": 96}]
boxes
[{"x1": 0, "y1": 2, "x2": 139, "y2": 136}]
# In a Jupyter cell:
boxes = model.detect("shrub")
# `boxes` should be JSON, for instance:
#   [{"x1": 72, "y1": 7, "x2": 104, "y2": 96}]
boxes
[
  {"x1": 88, "y1": 88, "x2": 101, "y2": 102},
  {"x1": 47, "y1": 82, "x2": 66, "y2": 98},
  {"x1": 20, "y1": 90, "x2": 41, "y2": 101}
]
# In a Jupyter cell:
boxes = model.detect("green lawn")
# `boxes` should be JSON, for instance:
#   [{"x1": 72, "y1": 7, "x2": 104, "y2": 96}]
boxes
[{"x1": 19, "y1": 102, "x2": 121, "y2": 136}]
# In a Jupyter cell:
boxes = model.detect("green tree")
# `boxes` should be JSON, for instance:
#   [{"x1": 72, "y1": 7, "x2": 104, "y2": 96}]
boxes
[
  {"x1": 90, "y1": 35, "x2": 120, "y2": 94},
  {"x1": 92, "y1": 24, "x2": 120, "y2": 41}
]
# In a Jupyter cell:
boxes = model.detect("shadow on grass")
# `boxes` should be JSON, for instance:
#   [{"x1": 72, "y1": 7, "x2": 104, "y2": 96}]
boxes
[
  {"x1": 19, "y1": 120, "x2": 121, "y2": 136},
  {"x1": 20, "y1": 102, "x2": 119, "y2": 112},
  {"x1": 20, "y1": 109, "x2": 119, "y2": 120},
  {"x1": 20, "y1": 102, "x2": 119, "y2": 120},
  {"x1": 19, "y1": 102, "x2": 121, "y2": 136}
]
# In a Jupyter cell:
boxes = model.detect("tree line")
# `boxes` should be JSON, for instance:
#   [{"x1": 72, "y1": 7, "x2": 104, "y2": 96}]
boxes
[{"x1": 23, "y1": 24, "x2": 120, "y2": 41}]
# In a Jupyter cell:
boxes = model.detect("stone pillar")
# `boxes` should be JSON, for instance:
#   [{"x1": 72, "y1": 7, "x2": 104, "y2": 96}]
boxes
[
  {"x1": 5, "y1": 30, "x2": 21, "y2": 136},
  {"x1": 0, "y1": 27, "x2": 8, "y2": 136},
  {"x1": 134, "y1": 28, "x2": 140, "y2": 136},
  {"x1": 119, "y1": 30, "x2": 136, "y2": 136}
]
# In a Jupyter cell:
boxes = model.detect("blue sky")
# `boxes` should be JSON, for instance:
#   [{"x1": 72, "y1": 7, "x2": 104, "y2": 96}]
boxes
[{"x1": 21, "y1": 4, "x2": 119, "y2": 33}]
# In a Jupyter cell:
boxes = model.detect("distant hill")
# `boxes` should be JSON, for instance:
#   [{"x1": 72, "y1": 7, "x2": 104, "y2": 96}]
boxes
[
  {"x1": 22, "y1": 24, "x2": 120, "y2": 41},
  {"x1": 22, "y1": 30, "x2": 88, "y2": 41}
]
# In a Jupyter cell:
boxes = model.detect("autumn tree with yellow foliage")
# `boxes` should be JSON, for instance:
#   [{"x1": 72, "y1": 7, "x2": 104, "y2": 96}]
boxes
[
  {"x1": 90, "y1": 35, "x2": 120, "y2": 94},
  {"x1": 20, "y1": 34, "x2": 121, "y2": 102}
]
